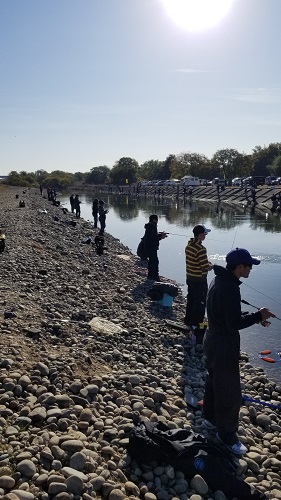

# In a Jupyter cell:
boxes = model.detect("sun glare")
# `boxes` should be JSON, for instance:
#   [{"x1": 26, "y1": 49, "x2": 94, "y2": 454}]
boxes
[{"x1": 162, "y1": 0, "x2": 234, "y2": 32}]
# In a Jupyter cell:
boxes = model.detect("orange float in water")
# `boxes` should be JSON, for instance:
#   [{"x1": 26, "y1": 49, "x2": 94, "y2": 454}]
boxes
[
  {"x1": 261, "y1": 357, "x2": 275, "y2": 363},
  {"x1": 259, "y1": 350, "x2": 271, "y2": 355}
]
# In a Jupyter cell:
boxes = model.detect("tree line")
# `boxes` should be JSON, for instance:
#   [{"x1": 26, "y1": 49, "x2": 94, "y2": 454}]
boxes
[{"x1": 3, "y1": 143, "x2": 281, "y2": 189}]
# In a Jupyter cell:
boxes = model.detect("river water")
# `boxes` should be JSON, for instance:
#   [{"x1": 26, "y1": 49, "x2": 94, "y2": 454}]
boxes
[{"x1": 61, "y1": 191, "x2": 281, "y2": 384}]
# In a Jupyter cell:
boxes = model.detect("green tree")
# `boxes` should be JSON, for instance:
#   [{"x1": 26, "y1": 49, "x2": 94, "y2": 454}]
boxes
[
  {"x1": 211, "y1": 148, "x2": 248, "y2": 179},
  {"x1": 86, "y1": 166, "x2": 110, "y2": 184},
  {"x1": 161, "y1": 154, "x2": 177, "y2": 179},
  {"x1": 5, "y1": 171, "x2": 26, "y2": 186},
  {"x1": 252, "y1": 143, "x2": 281, "y2": 175},
  {"x1": 34, "y1": 170, "x2": 49, "y2": 185},
  {"x1": 171, "y1": 152, "x2": 211, "y2": 179},
  {"x1": 139, "y1": 160, "x2": 164, "y2": 180},
  {"x1": 46, "y1": 171, "x2": 74, "y2": 190},
  {"x1": 270, "y1": 154, "x2": 281, "y2": 176},
  {"x1": 109, "y1": 157, "x2": 139, "y2": 184},
  {"x1": 74, "y1": 172, "x2": 86, "y2": 183}
]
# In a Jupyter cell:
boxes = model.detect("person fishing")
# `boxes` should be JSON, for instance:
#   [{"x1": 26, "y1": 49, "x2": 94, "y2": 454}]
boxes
[
  {"x1": 0, "y1": 230, "x2": 6, "y2": 253},
  {"x1": 203, "y1": 248, "x2": 276, "y2": 456},
  {"x1": 70, "y1": 194, "x2": 75, "y2": 213},
  {"x1": 143, "y1": 214, "x2": 167, "y2": 281},
  {"x1": 74, "y1": 194, "x2": 81, "y2": 218},
  {"x1": 98, "y1": 200, "x2": 108, "y2": 236},
  {"x1": 184, "y1": 224, "x2": 213, "y2": 328},
  {"x1": 92, "y1": 198, "x2": 99, "y2": 228}
]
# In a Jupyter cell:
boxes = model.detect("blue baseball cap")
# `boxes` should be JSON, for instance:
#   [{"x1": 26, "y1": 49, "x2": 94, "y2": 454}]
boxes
[
  {"x1": 193, "y1": 224, "x2": 211, "y2": 236},
  {"x1": 226, "y1": 248, "x2": 260, "y2": 266}
]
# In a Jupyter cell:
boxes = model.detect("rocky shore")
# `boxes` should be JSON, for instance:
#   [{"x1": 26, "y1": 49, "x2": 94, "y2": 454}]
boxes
[{"x1": 0, "y1": 186, "x2": 281, "y2": 500}]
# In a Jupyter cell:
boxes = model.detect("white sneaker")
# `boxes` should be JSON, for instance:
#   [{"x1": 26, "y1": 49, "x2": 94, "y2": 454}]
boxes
[
  {"x1": 217, "y1": 434, "x2": 247, "y2": 455},
  {"x1": 202, "y1": 419, "x2": 217, "y2": 431}
]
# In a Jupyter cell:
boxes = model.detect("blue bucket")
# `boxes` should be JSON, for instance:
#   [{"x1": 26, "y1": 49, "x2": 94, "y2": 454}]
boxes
[{"x1": 159, "y1": 293, "x2": 174, "y2": 307}]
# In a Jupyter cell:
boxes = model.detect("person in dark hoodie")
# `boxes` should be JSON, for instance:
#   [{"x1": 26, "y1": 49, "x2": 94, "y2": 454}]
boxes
[
  {"x1": 92, "y1": 198, "x2": 99, "y2": 228},
  {"x1": 184, "y1": 224, "x2": 213, "y2": 328},
  {"x1": 143, "y1": 214, "x2": 167, "y2": 281},
  {"x1": 98, "y1": 200, "x2": 108, "y2": 236},
  {"x1": 203, "y1": 248, "x2": 275, "y2": 456}
]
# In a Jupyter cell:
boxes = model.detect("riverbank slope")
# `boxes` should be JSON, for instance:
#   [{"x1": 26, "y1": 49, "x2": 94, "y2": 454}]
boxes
[{"x1": 0, "y1": 186, "x2": 281, "y2": 500}]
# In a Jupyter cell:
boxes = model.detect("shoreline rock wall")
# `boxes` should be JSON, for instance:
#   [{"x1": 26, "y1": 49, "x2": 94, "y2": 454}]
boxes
[
  {"x1": 69, "y1": 184, "x2": 278, "y2": 212},
  {"x1": 0, "y1": 186, "x2": 280, "y2": 500}
]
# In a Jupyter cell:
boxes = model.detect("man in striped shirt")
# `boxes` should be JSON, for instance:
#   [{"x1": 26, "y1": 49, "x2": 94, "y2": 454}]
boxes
[{"x1": 184, "y1": 224, "x2": 213, "y2": 328}]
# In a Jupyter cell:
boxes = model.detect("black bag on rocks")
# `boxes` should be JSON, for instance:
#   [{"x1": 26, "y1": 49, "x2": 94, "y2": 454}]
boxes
[
  {"x1": 128, "y1": 421, "x2": 266, "y2": 500},
  {"x1": 137, "y1": 237, "x2": 147, "y2": 260},
  {"x1": 147, "y1": 282, "x2": 178, "y2": 301}
]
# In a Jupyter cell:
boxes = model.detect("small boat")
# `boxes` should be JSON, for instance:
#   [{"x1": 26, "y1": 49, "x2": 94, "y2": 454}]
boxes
[{"x1": 259, "y1": 350, "x2": 271, "y2": 355}]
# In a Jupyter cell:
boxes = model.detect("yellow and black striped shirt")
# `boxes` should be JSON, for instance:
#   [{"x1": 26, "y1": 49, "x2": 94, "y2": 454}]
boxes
[{"x1": 185, "y1": 238, "x2": 209, "y2": 282}]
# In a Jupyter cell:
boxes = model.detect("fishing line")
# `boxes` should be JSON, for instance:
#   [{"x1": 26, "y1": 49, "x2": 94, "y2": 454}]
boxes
[
  {"x1": 231, "y1": 225, "x2": 238, "y2": 249},
  {"x1": 167, "y1": 233, "x2": 227, "y2": 242},
  {"x1": 242, "y1": 283, "x2": 281, "y2": 308}
]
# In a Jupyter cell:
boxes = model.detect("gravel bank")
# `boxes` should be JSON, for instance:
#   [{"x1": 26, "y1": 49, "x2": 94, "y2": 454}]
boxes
[{"x1": 0, "y1": 186, "x2": 281, "y2": 500}]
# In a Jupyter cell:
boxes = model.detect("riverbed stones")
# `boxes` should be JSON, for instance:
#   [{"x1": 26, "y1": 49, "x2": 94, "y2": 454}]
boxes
[{"x1": 0, "y1": 187, "x2": 280, "y2": 499}]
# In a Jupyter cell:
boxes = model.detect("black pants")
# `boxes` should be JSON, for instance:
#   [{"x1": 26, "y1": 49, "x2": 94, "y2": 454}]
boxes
[
  {"x1": 99, "y1": 216, "x2": 106, "y2": 235},
  {"x1": 203, "y1": 331, "x2": 241, "y2": 445},
  {"x1": 184, "y1": 280, "x2": 207, "y2": 326},
  {"x1": 92, "y1": 212, "x2": 98, "y2": 228},
  {"x1": 147, "y1": 251, "x2": 159, "y2": 280}
]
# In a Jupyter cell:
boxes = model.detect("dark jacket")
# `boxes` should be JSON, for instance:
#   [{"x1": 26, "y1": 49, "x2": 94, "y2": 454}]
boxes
[
  {"x1": 207, "y1": 265, "x2": 262, "y2": 336},
  {"x1": 92, "y1": 200, "x2": 99, "y2": 215},
  {"x1": 143, "y1": 221, "x2": 162, "y2": 255},
  {"x1": 98, "y1": 205, "x2": 107, "y2": 220}
]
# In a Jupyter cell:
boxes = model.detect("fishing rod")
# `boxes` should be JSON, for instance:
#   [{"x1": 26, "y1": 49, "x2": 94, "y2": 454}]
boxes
[
  {"x1": 241, "y1": 299, "x2": 281, "y2": 321},
  {"x1": 242, "y1": 395, "x2": 281, "y2": 411}
]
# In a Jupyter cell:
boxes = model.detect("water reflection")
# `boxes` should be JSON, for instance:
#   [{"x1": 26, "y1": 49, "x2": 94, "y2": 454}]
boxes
[{"x1": 81, "y1": 191, "x2": 281, "y2": 234}]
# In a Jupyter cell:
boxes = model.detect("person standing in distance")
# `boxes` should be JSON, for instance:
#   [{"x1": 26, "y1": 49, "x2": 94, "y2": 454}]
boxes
[
  {"x1": 92, "y1": 198, "x2": 99, "y2": 229},
  {"x1": 74, "y1": 194, "x2": 81, "y2": 218},
  {"x1": 184, "y1": 224, "x2": 213, "y2": 328},
  {"x1": 203, "y1": 248, "x2": 276, "y2": 455},
  {"x1": 143, "y1": 214, "x2": 167, "y2": 281},
  {"x1": 70, "y1": 194, "x2": 75, "y2": 213},
  {"x1": 98, "y1": 200, "x2": 108, "y2": 236}
]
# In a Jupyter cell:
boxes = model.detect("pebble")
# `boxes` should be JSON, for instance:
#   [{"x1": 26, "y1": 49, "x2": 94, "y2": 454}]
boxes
[{"x1": 0, "y1": 187, "x2": 280, "y2": 499}]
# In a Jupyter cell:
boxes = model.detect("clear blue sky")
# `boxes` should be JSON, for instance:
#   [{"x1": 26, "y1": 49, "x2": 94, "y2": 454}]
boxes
[{"x1": 1, "y1": 0, "x2": 281, "y2": 175}]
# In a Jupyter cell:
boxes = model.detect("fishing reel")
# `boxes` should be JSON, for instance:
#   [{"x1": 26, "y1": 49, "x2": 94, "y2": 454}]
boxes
[{"x1": 261, "y1": 320, "x2": 271, "y2": 327}]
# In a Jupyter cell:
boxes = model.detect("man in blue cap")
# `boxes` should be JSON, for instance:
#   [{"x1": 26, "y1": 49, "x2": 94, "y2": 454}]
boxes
[{"x1": 202, "y1": 248, "x2": 275, "y2": 456}]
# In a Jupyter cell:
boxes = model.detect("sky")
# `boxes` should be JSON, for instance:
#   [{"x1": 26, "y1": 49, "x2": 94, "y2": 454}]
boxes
[{"x1": 1, "y1": 0, "x2": 281, "y2": 175}]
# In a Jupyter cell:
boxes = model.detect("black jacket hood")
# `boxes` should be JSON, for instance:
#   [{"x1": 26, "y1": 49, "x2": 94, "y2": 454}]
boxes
[{"x1": 213, "y1": 264, "x2": 242, "y2": 285}]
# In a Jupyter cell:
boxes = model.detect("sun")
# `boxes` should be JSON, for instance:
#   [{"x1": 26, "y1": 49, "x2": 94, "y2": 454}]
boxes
[{"x1": 162, "y1": 0, "x2": 234, "y2": 32}]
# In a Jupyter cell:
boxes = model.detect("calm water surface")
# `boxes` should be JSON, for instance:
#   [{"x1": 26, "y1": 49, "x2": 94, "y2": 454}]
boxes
[{"x1": 61, "y1": 192, "x2": 281, "y2": 384}]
